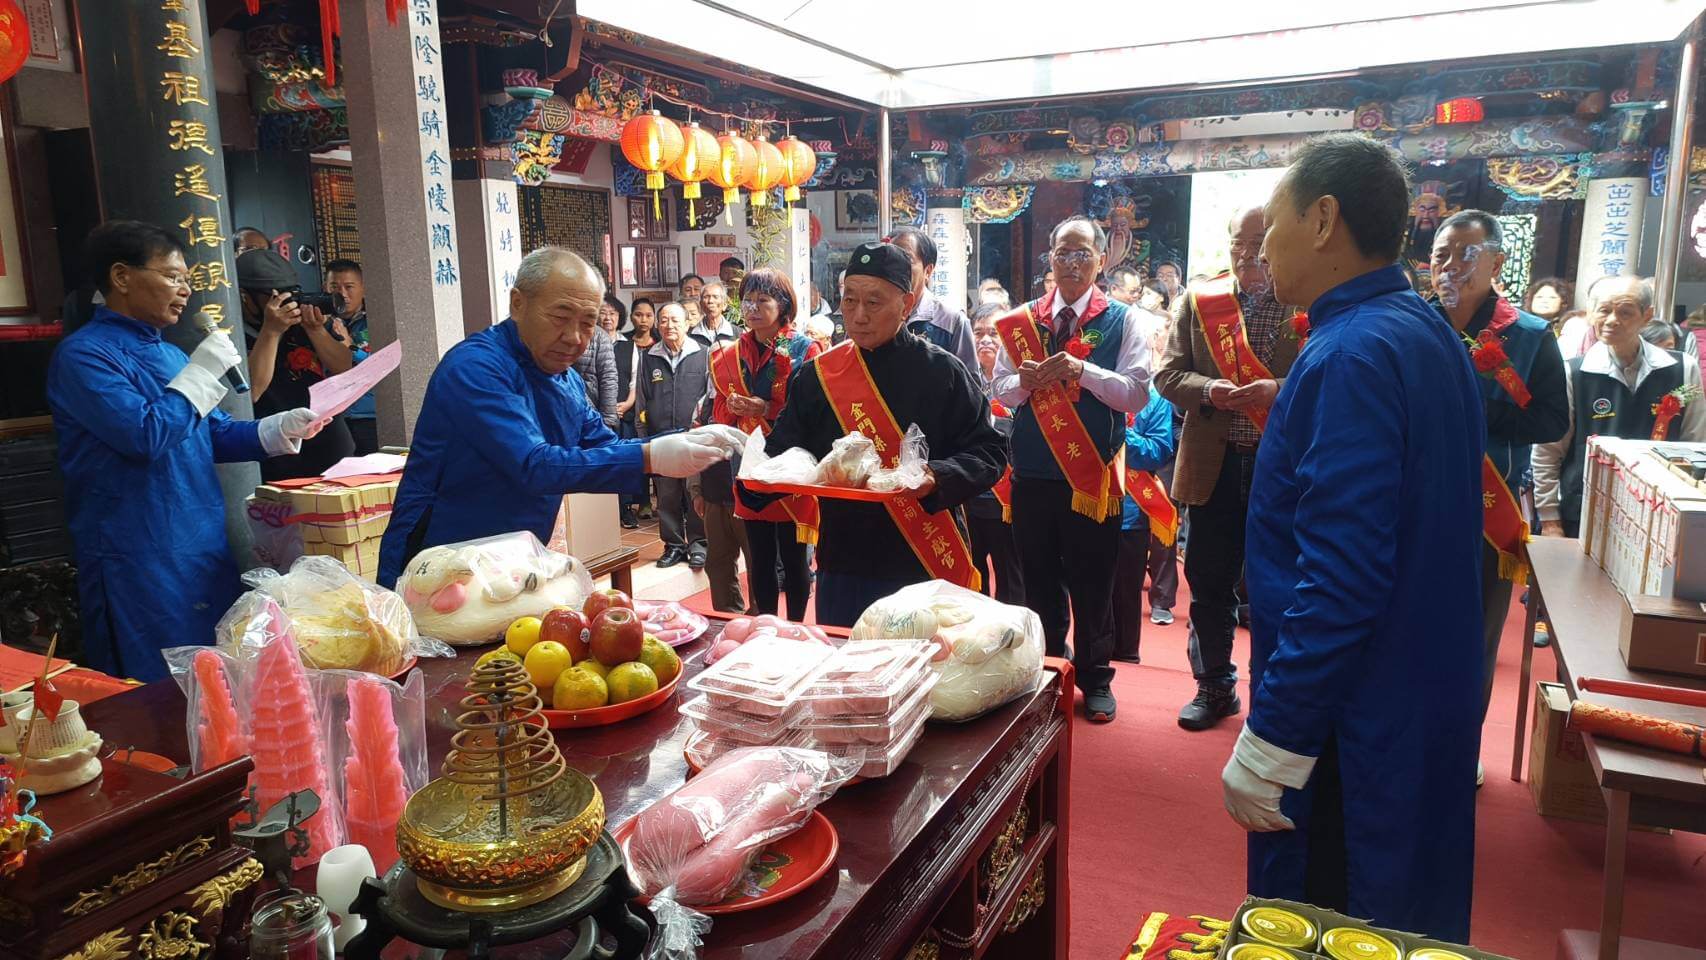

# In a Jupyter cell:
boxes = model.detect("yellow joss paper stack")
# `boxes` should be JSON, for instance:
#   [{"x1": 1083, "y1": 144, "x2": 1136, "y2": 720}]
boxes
[{"x1": 246, "y1": 477, "x2": 400, "y2": 580}]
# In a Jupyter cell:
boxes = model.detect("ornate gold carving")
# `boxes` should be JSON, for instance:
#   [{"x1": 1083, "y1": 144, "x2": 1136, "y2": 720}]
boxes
[
  {"x1": 54, "y1": 929, "x2": 133, "y2": 960},
  {"x1": 65, "y1": 835, "x2": 216, "y2": 918},
  {"x1": 188, "y1": 858, "x2": 264, "y2": 919},
  {"x1": 980, "y1": 803, "x2": 1029, "y2": 902},
  {"x1": 137, "y1": 910, "x2": 209, "y2": 960},
  {"x1": 904, "y1": 931, "x2": 941, "y2": 960},
  {"x1": 1002, "y1": 863, "x2": 1047, "y2": 934}
]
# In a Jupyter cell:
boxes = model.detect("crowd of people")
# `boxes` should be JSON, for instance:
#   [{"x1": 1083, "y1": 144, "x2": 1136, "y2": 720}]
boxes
[{"x1": 44, "y1": 130, "x2": 1706, "y2": 947}]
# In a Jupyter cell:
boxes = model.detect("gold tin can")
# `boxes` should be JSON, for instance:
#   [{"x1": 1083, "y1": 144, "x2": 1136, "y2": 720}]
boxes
[
  {"x1": 1241, "y1": 908, "x2": 1318, "y2": 951},
  {"x1": 1409, "y1": 950, "x2": 1472, "y2": 960},
  {"x1": 1229, "y1": 943, "x2": 1303, "y2": 960},
  {"x1": 1321, "y1": 927, "x2": 1401, "y2": 960}
]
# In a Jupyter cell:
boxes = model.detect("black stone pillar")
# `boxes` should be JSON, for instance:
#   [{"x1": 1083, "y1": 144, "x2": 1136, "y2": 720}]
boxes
[{"x1": 80, "y1": 0, "x2": 260, "y2": 564}]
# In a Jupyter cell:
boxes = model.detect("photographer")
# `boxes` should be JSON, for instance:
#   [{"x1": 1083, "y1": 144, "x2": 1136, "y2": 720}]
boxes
[{"x1": 237, "y1": 248, "x2": 355, "y2": 479}]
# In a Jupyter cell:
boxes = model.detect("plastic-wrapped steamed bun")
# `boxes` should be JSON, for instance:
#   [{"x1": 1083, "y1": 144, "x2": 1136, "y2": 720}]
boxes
[{"x1": 815, "y1": 431, "x2": 880, "y2": 488}]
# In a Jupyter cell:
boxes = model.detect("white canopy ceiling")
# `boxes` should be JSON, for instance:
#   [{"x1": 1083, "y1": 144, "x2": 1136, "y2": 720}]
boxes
[{"x1": 579, "y1": 0, "x2": 1706, "y2": 108}]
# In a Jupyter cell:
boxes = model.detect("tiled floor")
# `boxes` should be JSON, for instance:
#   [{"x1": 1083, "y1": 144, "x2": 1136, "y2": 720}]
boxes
[{"x1": 614, "y1": 517, "x2": 711, "y2": 603}]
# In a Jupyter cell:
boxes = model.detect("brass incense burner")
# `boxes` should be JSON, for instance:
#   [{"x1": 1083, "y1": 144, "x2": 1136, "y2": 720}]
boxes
[{"x1": 396, "y1": 659, "x2": 604, "y2": 912}]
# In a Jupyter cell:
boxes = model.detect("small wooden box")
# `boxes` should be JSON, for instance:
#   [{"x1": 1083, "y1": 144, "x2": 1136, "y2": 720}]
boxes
[{"x1": 2, "y1": 758, "x2": 262, "y2": 960}]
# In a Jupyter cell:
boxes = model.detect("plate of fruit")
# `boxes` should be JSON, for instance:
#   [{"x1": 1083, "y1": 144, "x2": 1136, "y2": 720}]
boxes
[{"x1": 493, "y1": 589, "x2": 686, "y2": 728}]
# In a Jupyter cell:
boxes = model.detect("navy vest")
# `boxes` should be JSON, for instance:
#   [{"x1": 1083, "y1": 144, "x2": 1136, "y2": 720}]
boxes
[
  {"x1": 1559, "y1": 351, "x2": 1683, "y2": 537},
  {"x1": 1010, "y1": 297, "x2": 1127, "y2": 482}
]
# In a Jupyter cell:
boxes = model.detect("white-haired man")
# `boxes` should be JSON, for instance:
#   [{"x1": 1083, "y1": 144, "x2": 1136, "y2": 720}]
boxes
[{"x1": 379, "y1": 247, "x2": 743, "y2": 587}]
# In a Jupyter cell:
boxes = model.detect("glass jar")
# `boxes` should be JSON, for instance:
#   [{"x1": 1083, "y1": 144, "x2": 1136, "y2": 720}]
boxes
[{"x1": 249, "y1": 889, "x2": 335, "y2": 960}]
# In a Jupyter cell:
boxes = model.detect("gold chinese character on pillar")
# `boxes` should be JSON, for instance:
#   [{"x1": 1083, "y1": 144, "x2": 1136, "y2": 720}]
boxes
[
  {"x1": 167, "y1": 120, "x2": 215, "y2": 156},
  {"x1": 188, "y1": 262, "x2": 231, "y2": 292},
  {"x1": 160, "y1": 71, "x2": 208, "y2": 106},
  {"x1": 156, "y1": 21, "x2": 200, "y2": 59},
  {"x1": 179, "y1": 215, "x2": 225, "y2": 248},
  {"x1": 173, "y1": 164, "x2": 220, "y2": 201},
  {"x1": 161, "y1": 0, "x2": 189, "y2": 9}
]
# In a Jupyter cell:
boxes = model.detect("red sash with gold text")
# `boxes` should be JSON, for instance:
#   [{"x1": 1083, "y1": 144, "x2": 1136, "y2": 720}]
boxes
[
  {"x1": 996, "y1": 305, "x2": 1124, "y2": 520},
  {"x1": 1125, "y1": 469, "x2": 1179, "y2": 547},
  {"x1": 1191, "y1": 274, "x2": 1276, "y2": 431},
  {"x1": 1467, "y1": 300, "x2": 1532, "y2": 584},
  {"x1": 712, "y1": 342, "x2": 821, "y2": 544},
  {"x1": 815, "y1": 342, "x2": 979, "y2": 590}
]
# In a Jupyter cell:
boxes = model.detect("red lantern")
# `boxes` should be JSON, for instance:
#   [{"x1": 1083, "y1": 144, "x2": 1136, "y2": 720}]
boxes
[
  {"x1": 667, "y1": 121, "x2": 720, "y2": 222},
  {"x1": 0, "y1": 0, "x2": 30, "y2": 85},
  {"x1": 776, "y1": 136, "x2": 818, "y2": 205},
  {"x1": 707, "y1": 133, "x2": 757, "y2": 225},
  {"x1": 620, "y1": 110, "x2": 685, "y2": 217},
  {"x1": 744, "y1": 136, "x2": 785, "y2": 209}
]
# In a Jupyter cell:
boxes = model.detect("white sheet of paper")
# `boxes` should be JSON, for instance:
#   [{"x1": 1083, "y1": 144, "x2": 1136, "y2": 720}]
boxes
[
  {"x1": 321, "y1": 453, "x2": 408, "y2": 480},
  {"x1": 309, "y1": 341, "x2": 401, "y2": 419}
]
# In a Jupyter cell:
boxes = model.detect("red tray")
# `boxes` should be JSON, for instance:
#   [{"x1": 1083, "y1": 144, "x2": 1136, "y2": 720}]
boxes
[
  {"x1": 387, "y1": 655, "x2": 418, "y2": 681},
  {"x1": 741, "y1": 479, "x2": 903, "y2": 502},
  {"x1": 613, "y1": 809, "x2": 839, "y2": 915},
  {"x1": 540, "y1": 668, "x2": 681, "y2": 728}
]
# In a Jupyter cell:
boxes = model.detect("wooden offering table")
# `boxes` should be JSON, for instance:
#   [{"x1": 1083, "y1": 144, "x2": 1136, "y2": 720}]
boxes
[{"x1": 78, "y1": 621, "x2": 1074, "y2": 959}]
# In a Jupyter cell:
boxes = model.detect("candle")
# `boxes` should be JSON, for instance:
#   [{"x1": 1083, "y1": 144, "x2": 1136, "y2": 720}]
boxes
[{"x1": 314, "y1": 844, "x2": 376, "y2": 951}]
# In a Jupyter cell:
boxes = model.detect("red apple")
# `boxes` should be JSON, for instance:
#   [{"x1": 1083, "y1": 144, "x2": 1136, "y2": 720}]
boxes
[
  {"x1": 589, "y1": 607, "x2": 645, "y2": 667},
  {"x1": 582, "y1": 588, "x2": 634, "y2": 623},
  {"x1": 540, "y1": 607, "x2": 591, "y2": 663}
]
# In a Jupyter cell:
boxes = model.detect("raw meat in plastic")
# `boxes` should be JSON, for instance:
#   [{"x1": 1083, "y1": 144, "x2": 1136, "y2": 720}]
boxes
[
  {"x1": 624, "y1": 746, "x2": 859, "y2": 906},
  {"x1": 848, "y1": 580, "x2": 1044, "y2": 721},
  {"x1": 394, "y1": 531, "x2": 594, "y2": 645}
]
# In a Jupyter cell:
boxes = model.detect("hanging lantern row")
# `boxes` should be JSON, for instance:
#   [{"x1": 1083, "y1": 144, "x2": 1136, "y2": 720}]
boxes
[{"x1": 619, "y1": 112, "x2": 818, "y2": 224}]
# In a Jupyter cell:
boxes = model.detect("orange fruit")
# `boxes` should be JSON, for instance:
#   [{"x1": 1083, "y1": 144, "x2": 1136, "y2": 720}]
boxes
[
  {"x1": 523, "y1": 640, "x2": 572, "y2": 689},
  {"x1": 505, "y1": 616, "x2": 543, "y2": 656}
]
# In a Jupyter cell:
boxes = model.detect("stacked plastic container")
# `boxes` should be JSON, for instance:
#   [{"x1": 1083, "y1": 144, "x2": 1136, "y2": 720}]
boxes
[
  {"x1": 682, "y1": 635, "x2": 836, "y2": 770},
  {"x1": 683, "y1": 635, "x2": 940, "y2": 779},
  {"x1": 785, "y1": 639, "x2": 939, "y2": 778}
]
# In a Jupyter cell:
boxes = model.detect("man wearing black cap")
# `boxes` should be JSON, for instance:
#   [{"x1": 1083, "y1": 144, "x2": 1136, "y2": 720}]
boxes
[
  {"x1": 738, "y1": 241, "x2": 1007, "y2": 626},
  {"x1": 236, "y1": 247, "x2": 356, "y2": 480}
]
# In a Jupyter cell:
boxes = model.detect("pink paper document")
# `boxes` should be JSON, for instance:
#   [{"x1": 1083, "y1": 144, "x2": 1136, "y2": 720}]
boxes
[{"x1": 310, "y1": 341, "x2": 401, "y2": 418}]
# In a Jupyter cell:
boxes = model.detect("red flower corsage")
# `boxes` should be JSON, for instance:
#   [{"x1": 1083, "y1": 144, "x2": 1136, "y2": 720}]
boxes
[
  {"x1": 1063, "y1": 332, "x2": 1094, "y2": 360},
  {"x1": 1468, "y1": 329, "x2": 1531, "y2": 408},
  {"x1": 1651, "y1": 384, "x2": 1701, "y2": 440},
  {"x1": 1289, "y1": 311, "x2": 1311, "y2": 349}
]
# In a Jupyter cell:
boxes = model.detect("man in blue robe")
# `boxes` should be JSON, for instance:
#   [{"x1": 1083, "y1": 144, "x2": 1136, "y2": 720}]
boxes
[
  {"x1": 378, "y1": 248, "x2": 742, "y2": 588},
  {"x1": 47, "y1": 221, "x2": 326, "y2": 682},
  {"x1": 1222, "y1": 134, "x2": 1485, "y2": 942}
]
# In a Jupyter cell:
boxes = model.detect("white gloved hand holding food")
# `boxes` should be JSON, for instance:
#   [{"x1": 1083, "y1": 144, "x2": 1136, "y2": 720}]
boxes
[
  {"x1": 1221, "y1": 723, "x2": 1314, "y2": 832},
  {"x1": 258, "y1": 407, "x2": 331, "y2": 456},
  {"x1": 647, "y1": 432, "x2": 726, "y2": 478},
  {"x1": 685, "y1": 423, "x2": 750, "y2": 457}
]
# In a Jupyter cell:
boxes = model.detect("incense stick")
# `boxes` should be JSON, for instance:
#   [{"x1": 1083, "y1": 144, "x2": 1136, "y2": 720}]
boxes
[{"x1": 9, "y1": 636, "x2": 59, "y2": 802}]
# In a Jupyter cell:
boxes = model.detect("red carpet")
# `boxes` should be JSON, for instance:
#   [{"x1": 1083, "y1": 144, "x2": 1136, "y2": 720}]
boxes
[
  {"x1": 679, "y1": 566, "x2": 1706, "y2": 959},
  {"x1": 1082, "y1": 580, "x2": 1706, "y2": 960}
]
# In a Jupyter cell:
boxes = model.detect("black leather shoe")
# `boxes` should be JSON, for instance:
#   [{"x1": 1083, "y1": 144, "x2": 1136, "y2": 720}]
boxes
[
  {"x1": 1084, "y1": 689, "x2": 1117, "y2": 723},
  {"x1": 656, "y1": 547, "x2": 686, "y2": 568},
  {"x1": 1178, "y1": 685, "x2": 1241, "y2": 731},
  {"x1": 620, "y1": 508, "x2": 639, "y2": 529},
  {"x1": 686, "y1": 549, "x2": 707, "y2": 571}
]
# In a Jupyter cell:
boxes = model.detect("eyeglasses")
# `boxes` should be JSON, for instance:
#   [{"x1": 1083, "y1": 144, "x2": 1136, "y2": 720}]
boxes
[
  {"x1": 1050, "y1": 250, "x2": 1096, "y2": 266},
  {"x1": 135, "y1": 266, "x2": 191, "y2": 288},
  {"x1": 1229, "y1": 240, "x2": 1264, "y2": 255}
]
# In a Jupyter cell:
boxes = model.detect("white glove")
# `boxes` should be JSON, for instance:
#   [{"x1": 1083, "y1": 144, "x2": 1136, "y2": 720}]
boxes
[
  {"x1": 647, "y1": 432, "x2": 727, "y2": 478},
  {"x1": 166, "y1": 333, "x2": 243, "y2": 417},
  {"x1": 258, "y1": 408, "x2": 330, "y2": 457},
  {"x1": 188, "y1": 330, "x2": 243, "y2": 378},
  {"x1": 1221, "y1": 724, "x2": 1316, "y2": 833},
  {"x1": 685, "y1": 423, "x2": 750, "y2": 457}
]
